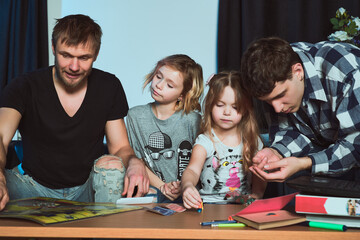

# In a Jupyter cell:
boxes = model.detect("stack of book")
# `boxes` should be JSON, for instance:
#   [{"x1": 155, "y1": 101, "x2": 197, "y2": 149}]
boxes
[
  {"x1": 286, "y1": 175, "x2": 360, "y2": 228},
  {"x1": 295, "y1": 194, "x2": 360, "y2": 228}
]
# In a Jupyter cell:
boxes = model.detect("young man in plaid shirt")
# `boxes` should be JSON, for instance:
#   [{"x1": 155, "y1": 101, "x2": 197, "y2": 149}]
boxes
[{"x1": 241, "y1": 36, "x2": 360, "y2": 183}]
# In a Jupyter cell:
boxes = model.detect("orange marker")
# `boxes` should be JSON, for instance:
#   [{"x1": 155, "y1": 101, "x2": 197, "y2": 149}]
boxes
[{"x1": 197, "y1": 201, "x2": 203, "y2": 213}]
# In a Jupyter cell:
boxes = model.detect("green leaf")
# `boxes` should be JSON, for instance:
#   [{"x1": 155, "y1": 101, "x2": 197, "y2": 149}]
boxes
[
  {"x1": 348, "y1": 21, "x2": 356, "y2": 29},
  {"x1": 347, "y1": 22, "x2": 358, "y2": 35},
  {"x1": 349, "y1": 29, "x2": 357, "y2": 36},
  {"x1": 330, "y1": 18, "x2": 340, "y2": 30},
  {"x1": 330, "y1": 18, "x2": 338, "y2": 25},
  {"x1": 339, "y1": 19, "x2": 346, "y2": 27}
]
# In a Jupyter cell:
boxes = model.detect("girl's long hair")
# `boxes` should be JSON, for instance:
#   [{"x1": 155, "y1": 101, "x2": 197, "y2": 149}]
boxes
[
  {"x1": 143, "y1": 54, "x2": 204, "y2": 114},
  {"x1": 201, "y1": 71, "x2": 261, "y2": 171}
]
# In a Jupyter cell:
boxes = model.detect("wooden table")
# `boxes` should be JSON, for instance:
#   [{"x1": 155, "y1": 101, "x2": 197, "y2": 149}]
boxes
[{"x1": 0, "y1": 203, "x2": 359, "y2": 239}]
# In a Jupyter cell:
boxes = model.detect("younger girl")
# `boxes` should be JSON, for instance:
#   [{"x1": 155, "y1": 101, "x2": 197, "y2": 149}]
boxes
[
  {"x1": 126, "y1": 54, "x2": 203, "y2": 202},
  {"x1": 181, "y1": 71, "x2": 266, "y2": 208}
]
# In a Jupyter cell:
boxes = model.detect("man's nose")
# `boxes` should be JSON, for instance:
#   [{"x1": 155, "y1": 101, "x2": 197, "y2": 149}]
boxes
[
  {"x1": 272, "y1": 101, "x2": 283, "y2": 113},
  {"x1": 69, "y1": 58, "x2": 80, "y2": 72}
]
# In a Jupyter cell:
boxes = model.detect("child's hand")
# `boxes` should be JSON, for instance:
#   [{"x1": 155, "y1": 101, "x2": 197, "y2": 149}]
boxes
[
  {"x1": 182, "y1": 183, "x2": 202, "y2": 209},
  {"x1": 160, "y1": 181, "x2": 181, "y2": 201},
  {"x1": 169, "y1": 181, "x2": 181, "y2": 194}
]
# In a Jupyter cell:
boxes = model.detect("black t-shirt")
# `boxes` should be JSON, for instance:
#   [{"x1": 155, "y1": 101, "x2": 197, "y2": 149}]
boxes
[{"x1": 0, "y1": 67, "x2": 129, "y2": 188}]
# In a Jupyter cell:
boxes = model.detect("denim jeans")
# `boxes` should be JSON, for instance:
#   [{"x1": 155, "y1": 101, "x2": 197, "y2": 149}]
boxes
[
  {"x1": 148, "y1": 186, "x2": 183, "y2": 203},
  {"x1": 5, "y1": 155, "x2": 125, "y2": 203},
  {"x1": 92, "y1": 156, "x2": 125, "y2": 203}
]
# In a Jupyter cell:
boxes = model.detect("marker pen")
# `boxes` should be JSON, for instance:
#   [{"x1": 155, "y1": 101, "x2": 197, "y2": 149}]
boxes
[
  {"x1": 305, "y1": 221, "x2": 347, "y2": 231},
  {"x1": 197, "y1": 201, "x2": 203, "y2": 213},
  {"x1": 211, "y1": 223, "x2": 246, "y2": 228},
  {"x1": 200, "y1": 220, "x2": 237, "y2": 226}
]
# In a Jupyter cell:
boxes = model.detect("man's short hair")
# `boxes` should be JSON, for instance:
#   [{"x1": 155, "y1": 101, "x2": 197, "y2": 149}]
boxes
[
  {"x1": 240, "y1": 37, "x2": 301, "y2": 98},
  {"x1": 52, "y1": 14, "x2": 102, "y2": 55}
]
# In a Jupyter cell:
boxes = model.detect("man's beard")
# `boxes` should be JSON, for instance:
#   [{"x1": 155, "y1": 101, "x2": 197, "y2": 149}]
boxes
[{"x1": 54, "y1": 61, "x2": 90, "y2": 89}]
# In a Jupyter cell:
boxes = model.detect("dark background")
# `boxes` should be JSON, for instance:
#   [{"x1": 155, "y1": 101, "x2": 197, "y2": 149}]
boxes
[{"x1": 0, "y1": 0, "x2": 48, "y2": 93}]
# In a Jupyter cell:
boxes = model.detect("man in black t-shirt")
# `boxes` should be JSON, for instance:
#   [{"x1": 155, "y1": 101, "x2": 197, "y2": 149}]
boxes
[{"x1": 0, "y1": 14, "x2": 149, "y2": 210}]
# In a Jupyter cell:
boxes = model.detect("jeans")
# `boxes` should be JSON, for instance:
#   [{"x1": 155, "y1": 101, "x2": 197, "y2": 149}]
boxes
[
  {"x1": 148, "y1": 186, "x2": 183, "y2": 203},
  {"x1": 5, "y1": 155, "x2": 125, "y2": 203}
]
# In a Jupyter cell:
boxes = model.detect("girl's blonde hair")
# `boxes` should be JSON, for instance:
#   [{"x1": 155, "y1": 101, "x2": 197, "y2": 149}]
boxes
[
  {"x1": 201, "y1": 71, "x2": 261, "y2": 171},
  {"x1": 143, "y1": 54, "x2": 204, "y2": 114}
]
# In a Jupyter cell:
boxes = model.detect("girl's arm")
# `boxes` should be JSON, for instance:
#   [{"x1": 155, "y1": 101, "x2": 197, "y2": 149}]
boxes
[
  {"x1": 181, "y1": 144, "x2": 207, "y2": 209},
  {"x1": 146, "y1": 167, "x2": 164, "y2": 190},
  {"x1": 146, "y1": 167, "x2": 180, "y2": 201},
  {"x1": 250, "y1": 174, "x2": 267, "y2": 199},
  {"x1": 249, "y1": 136, "x2": 267, "y2": 199}
]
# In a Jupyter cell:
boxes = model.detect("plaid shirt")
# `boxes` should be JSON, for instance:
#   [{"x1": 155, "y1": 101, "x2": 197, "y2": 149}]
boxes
[{"x1": 267, "y1": 41, "x2": 360, "y2": 176}]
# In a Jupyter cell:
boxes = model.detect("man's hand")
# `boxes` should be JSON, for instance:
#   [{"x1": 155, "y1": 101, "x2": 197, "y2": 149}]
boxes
[
  {"x1": 250, "y1": 156, "x2": 312, "y2": 182},
  {"x1": 252, "y1": 148, "x2": 282, "y2": 167},
  {"x1": 0, "y1": 108, "x2": 21, "y2": 210},
  {"x1": 122, "y1": 157, "x2": 149, "y2": 198},
  {"x1": 0, "y1": 172, "x2": 9, "y2": 211},
  {"x1": 160, "y1": 181, "x2": 181, "y2": 201},
  {"x1": 250, "y1": 148, "x2": 282, "y2": 180}
]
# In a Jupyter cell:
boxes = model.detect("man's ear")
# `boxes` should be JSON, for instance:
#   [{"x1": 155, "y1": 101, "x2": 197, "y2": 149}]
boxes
[
  {"x1": 51, "y1": 44, "x2": 55, "y2": 56},
  {"x1": 292, "y1": 63, "x2": 304, "y2": 80}
]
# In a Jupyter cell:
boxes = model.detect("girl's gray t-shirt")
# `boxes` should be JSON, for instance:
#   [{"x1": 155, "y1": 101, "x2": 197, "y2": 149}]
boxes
[{"x1": 126, "y1": 103, "x2": 201, "y2": 182}]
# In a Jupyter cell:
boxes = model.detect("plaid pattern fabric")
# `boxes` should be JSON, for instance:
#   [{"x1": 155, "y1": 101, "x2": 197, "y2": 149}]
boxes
[{"x1": 267, "y1": 41, "x2": 360, "y2": 175}]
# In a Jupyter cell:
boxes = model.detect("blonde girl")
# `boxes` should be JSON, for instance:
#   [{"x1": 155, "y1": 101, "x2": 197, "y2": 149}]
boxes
[
  {"x1": 126, "y1": 54, "x2": 203, "y2": 202},
  {"x1": 181, "y1": 71, "x2": 266, "y2": 208}
]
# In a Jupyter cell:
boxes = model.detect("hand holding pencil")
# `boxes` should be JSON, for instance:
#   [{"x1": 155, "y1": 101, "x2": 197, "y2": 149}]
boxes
[{"x1": 182, "y1": 182, "x2": 202, "y2": 209}]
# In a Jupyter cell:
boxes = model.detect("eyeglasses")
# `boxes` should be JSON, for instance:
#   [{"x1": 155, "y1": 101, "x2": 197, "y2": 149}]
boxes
[{"x1": 150, "y1": 150, "x2": 174, "y2": 160}]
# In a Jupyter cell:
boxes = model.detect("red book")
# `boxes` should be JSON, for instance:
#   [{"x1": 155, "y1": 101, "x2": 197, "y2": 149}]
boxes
[
  {"x1": 231, "y1": 193, "x2": 306, "y2": 230},
  {"x1": 295, "y1": 194, "x2": 360, "y2": 217}
]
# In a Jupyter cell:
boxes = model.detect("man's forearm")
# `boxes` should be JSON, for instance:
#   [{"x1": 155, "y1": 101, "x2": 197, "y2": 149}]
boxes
[
  {"x1": 0, "y1": 139, "x2": 8, "y2": 175},
  {"x1": 0, "y1": 141, "x2": 8, "y2": 191},
  {"x1": 113, "y1": 146, "x2": 138, "y2": 168}
]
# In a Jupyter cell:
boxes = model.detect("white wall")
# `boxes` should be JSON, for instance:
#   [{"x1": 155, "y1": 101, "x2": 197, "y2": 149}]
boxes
[
  {"x1": 47, "y1": 0, "x2": 61, "y2": 61},
  {"x1": 48, "y1": 0, "x2": 218, "y2": 108}
]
